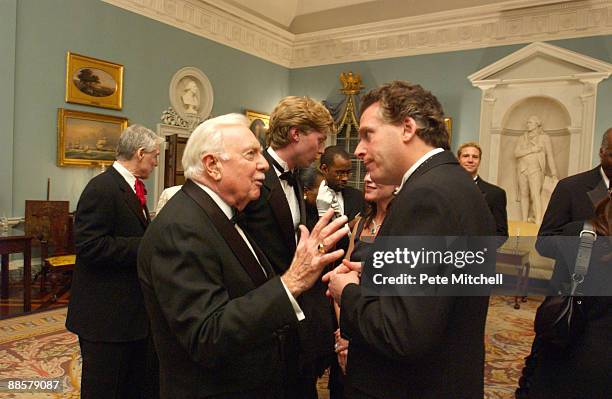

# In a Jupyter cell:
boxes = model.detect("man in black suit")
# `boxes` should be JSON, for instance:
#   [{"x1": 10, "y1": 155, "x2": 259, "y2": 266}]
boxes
[
  {"x1": 325, "y1": 81, "x2": 496, "y2": 398},
  {"x1": 457, "y1": 141, "x2": 509, "y2": 239},
  {"x1": 242, "y1": 96, "x2": 337, "y2": 397},
  {"x1": 515, "y1": 128, "x2": 611, "y2": 398},
  {"x1": 537, "y1": 127, "x2": 611, "y2": 291},
  {"x1": 137, "y1": 114, "x2": 348, "y2": 398},
  {"x1": 317, "y1": 145, "x2": 365, "y2": 231},
  {"x1": 66, "y1": 124, "x2": 162, "y2": 399}
]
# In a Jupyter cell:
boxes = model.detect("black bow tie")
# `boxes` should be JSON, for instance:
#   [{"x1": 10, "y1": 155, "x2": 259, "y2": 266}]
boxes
[
  {"x1": 279, "y1": 170, "x2": 297, "y2": 187},
  {"x1": 269, "y1": 155, "x2": 297, "y2": 187},
  {"x1": 231, "y1": 208, "x2": 246, "y2": 226}
]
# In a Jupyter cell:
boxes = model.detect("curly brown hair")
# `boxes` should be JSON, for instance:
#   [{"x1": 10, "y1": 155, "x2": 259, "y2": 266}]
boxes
[
  {"x1": 360, "y1": 81, "x2": 450, "y2": 150},
  {"x1": 267, "y1": 96, "x2": 335, "y2": 149}
]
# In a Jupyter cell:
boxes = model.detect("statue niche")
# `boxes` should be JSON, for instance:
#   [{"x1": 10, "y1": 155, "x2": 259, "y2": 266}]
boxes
[{"x1": 497, "y1": 96, "x2": 571, "y2": 223}]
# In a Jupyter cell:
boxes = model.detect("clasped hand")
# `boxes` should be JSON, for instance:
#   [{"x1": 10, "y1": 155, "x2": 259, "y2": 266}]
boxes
[{"x1": 322, "y1": 259, "x2": 361, "y2": 304}]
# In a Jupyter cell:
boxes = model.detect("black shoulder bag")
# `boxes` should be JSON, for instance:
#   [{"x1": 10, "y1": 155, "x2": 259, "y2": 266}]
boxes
[{"x1": 533, "y1": 221, "x2": 597, "y2": 348}]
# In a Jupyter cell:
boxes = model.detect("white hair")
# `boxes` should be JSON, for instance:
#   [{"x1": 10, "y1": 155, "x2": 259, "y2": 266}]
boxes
[
  {"x1": 116, "y1": 124, "x2": 162, "y2": 161},
  {"x1": 182, "y1": 113, "x2": 250, "y2": 180}
]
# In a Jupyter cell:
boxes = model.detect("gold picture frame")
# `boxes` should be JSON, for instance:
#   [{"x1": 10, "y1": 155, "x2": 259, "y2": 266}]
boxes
[
  {"x1": 57, "y1": 108, "x2": 128, "y2": 167},
  {"x1": 444, "y1": 117, "x2": 453, "y2": 144},
  {"x1": 65, "y1": 52, "x2": 124, "y2": 110},
  {"x1": 245, "y1": 110, "x2": 270, "y2": 129}
]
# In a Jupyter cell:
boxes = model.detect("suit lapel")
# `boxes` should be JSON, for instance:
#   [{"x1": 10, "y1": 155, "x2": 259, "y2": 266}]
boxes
[
  {"x1": 263, "y1": 151, "x2": 297, "y2": 252},
  {"x1": 587, "y1": 179, "x2": 608, "y2": 207},
  {"x1": 108, "y1": 167, "x2": 148, "y2": 228},
  {"x1": 182, "y1": 180, "x2": 268, "y2": 287}
]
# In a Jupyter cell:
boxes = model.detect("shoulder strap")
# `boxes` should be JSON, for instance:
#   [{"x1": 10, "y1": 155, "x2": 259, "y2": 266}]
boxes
[{"x1": 570, "y1": 221, "x2": 597, "y2": 295}]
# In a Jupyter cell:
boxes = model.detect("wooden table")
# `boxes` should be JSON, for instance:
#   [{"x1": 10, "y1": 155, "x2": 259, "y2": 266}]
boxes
[
  {"x1": 496, "y1": 248, "x2": 530, "y2": 309},
  {"x1": 0, "y1": 227, "x2": 33, "y2": 312}
]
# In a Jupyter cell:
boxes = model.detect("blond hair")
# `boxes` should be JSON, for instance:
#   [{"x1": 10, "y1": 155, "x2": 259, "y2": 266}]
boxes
[
  {"x1": 457, "y1": 142, "x2": 482, "y2": 158},
  {"x1": 267, "y1": 96, "x2": 335, "y2": 149}
]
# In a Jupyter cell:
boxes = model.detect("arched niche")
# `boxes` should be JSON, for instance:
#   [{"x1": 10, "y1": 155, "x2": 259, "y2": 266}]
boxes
[{"x1": 498, "y1": 96, "x2": 571, "y2": 220}]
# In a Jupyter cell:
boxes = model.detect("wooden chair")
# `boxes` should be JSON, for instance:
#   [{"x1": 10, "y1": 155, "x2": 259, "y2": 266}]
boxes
[{"x1": 24, "y1": 200, "x2": 75, "y2": 304}]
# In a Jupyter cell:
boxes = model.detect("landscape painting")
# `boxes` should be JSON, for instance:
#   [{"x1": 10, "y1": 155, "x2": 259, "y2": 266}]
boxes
[
  {"x1": 57, "y1": 108, "x2": 128, "y2": 167},
  {"x1": 65, "y1": 52, "x2": 124, "y2": 110}
]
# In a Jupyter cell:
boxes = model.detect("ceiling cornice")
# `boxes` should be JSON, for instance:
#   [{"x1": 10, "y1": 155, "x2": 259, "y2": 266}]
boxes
[{"x1": 102, "y1": 0, "x2": 612, "y2": 69}]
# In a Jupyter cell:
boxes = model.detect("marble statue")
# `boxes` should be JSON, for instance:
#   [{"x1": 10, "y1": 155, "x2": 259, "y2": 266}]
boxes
[{"x1": 514, "y1": 115, "x2": 558, "y2": 223}]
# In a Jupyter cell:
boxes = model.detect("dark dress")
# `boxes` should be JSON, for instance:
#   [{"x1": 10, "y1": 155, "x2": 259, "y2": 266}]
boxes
[{"x1": 329, "y1": 217, "x2": 376, "y2": 399}]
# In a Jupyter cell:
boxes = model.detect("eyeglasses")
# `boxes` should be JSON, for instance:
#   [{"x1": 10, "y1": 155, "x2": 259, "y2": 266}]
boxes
[{"x1": 333, "y1": 170, "x2": 352, "y2": 177}]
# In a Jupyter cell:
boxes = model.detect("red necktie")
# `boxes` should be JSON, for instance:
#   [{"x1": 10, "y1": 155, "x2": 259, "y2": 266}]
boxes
[{"x1": 135, "y1": 178, "x2": 147, "y2": 207}]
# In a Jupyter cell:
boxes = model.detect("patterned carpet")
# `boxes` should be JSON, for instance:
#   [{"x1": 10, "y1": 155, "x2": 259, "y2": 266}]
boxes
[{"x1": 0, "y1": 296, "x2": 541, "y2": 398}]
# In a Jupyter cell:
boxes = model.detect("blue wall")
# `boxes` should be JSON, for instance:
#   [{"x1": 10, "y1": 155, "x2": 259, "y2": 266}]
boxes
[
  {"x1": 2, "y1": 0, "x2": 610, "y2": 218},
  {"x1": 2, "y1": 0, "x2": 289, "y2": 216},
  {"x1": 290, "y1": 36, "x2": 612, "y2": 163}
]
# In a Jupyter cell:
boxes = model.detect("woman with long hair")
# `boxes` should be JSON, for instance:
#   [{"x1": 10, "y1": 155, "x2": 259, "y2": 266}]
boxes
[{"x1": 329, "y1": 173, "x2": 396, "y2": 398}]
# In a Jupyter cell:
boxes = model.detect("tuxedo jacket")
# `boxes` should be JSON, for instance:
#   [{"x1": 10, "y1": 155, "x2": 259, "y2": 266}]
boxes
[
  {"x1": 536, "y1": 166, "x2": 607, "y2": 291},
  {"x1": 476, "y1": 176, "x2": 509, "y2": 239},
  {"x1": 66, "y1": 166, "x2": 151, "y2": 342},
  {"x1": 138, "y1": 180, "x2": 300, "y2": 398},
  {"x1": 243, "y1": 150, "x2": 336, "y2": 369},
  {"x1": 340, "y1": 151, "x2": 496, "y2": 399}
]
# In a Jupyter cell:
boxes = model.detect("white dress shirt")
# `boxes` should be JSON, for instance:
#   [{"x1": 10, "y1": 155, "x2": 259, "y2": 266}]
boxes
[
  {"x1": 113, "y1": 161, "x2": 147, "y2": 218},
  {"x1": 316, "y1": 180, "x2": 345, "y2": 217},
  {"x1": 193, "y1": 181, "x2": 305, "y2": 321},
  {"x1": 267, "y1": 147, "x2": 301, "y2": 243},
  {"x1": 600, "y1": 166, "x2": 610, "y2": 191}
]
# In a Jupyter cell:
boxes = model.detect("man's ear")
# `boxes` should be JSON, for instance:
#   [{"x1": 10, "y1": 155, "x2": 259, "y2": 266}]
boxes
[
  {"x1": 289, "y1": 127, "x2": 300, "y2": 143},
  {"x1": 400, "y1": 116, "x2": 418, "y2": 143},
  {"x1": 203, "y1": 154, "x2": 222, "y2": 181},
  {"x1": 320, "y1": 163, "x2": 329, "y2": 174},
  {"x1": 136, "y1": 147, "x2": 145, "y2": 160}
]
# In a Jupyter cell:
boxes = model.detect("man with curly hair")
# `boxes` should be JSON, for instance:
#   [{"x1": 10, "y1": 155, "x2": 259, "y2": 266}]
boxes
[{"x1": 326, "y1": 81, "x2": 495, "y2": 398}]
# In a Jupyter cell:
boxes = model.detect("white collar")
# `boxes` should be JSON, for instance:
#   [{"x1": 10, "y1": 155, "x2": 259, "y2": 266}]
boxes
[
  {"x1": 192, "y1": 180, "x2": 233, "y2": 220},
  {"x1": 397, "y1": 148, "x2": 444, "y2": 192},
  {"x1": 113, "y1": 161, "x2": 137, "y2": 193},
  {"x1": 267, "y1": 147, "x2": 290, "y2": 174},
  {"x1": 600, "y1": 166, "x2": 610, "y2": 190}
]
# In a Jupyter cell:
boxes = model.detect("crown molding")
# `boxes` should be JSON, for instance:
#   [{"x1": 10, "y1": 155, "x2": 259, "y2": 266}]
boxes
[
  {"x1": 102, "y1": 0, "x2": 612, "y2": 69},
  {"x1": 101, "y1": 0, "x2": 295, "y2": 67}
]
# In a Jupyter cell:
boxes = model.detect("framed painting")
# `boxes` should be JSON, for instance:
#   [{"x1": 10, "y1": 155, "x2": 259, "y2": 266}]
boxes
[
  {"x1": 65, "y1": 52, "x2": 124, "y2": 110},
  {"x1": 245, "y1": 110, "x2": 270, "y2": 129},
  {"x1": 245, "y1": 110, "x2": 270, "y2": 146},
  {"x1": 57, "y1": 108, "x2": 128, "y2": 167},
  {"x1": 444, "y1": 117, "x2": 453, "y2": 144}
]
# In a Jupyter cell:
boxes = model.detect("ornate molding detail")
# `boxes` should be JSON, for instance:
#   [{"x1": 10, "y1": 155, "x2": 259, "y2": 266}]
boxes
[
  {"x1": 102, "y1": 0, "x2": 294, "y2": 67},
  {"x1": 102, "y1": 0, "x2": 612, "y2": 69},
  {"x1": 290, "y1": 0, "x2": 612, "y2": 68},
  {"x1": 161, "y1": 107, "x2": 195, "y2": 128}
]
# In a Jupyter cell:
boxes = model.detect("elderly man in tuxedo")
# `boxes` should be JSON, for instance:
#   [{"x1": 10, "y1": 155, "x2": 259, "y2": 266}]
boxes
[
  {"x1": 66, "y1": 124, "x2": 162, "y2": 399},
  {"x1": 325, "y1": 81, "x2": 495, "y2": 398},
  {"x1": 137, "y1": 114, "x2": 348, "y2": 398},
  {"x1": 457, "y1": 141, "x2": 509, "y2": 239},
  {"x1": 243, "y1": 96, "x2": 338, "y2": 397}
]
